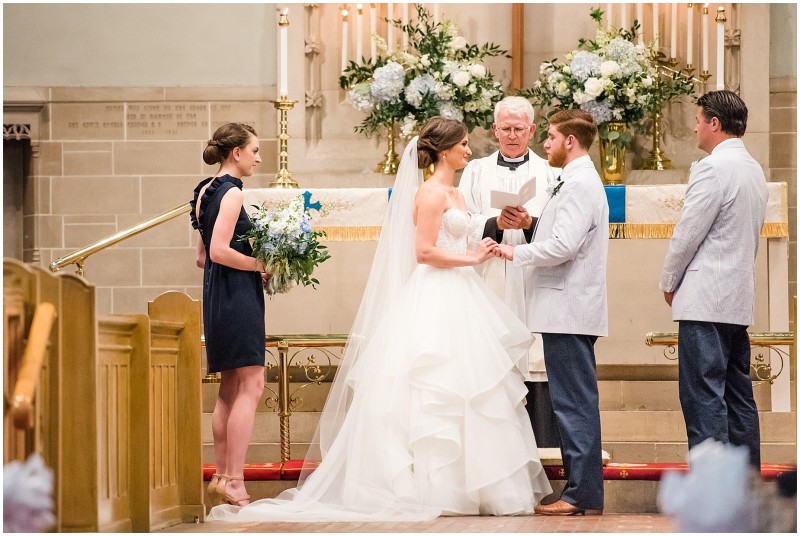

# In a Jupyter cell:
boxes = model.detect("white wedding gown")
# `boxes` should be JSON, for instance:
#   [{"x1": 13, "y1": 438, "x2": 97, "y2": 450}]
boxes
[{"x1": 209, "y1": 208, "x2": 551, "y2": 522}]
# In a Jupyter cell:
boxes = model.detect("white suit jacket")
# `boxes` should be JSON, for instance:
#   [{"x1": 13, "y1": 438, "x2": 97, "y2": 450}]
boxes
[
  {"x1": 512, "y1": 155, "x2": 609, "y2": 337},
  {"x1": 660, "y1": 138, "x2": 768, "y2": 326},
  {"x1": 458, "y1": 149, "x2": 559, "y2": 377}
]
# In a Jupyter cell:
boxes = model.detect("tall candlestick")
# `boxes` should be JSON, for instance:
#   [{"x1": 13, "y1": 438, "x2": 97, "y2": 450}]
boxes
[
  {"x1": 278, "y1": 8, "x2": 289, "y2": 97},
  {"x1": 433, "y1": 2, "x2": 439, "y2": 24},
  {"x1": 621, "y1": 3, "x2": 628, "y2": 29},
  {"x1": 670, "y1": 3, "x2": 677, "y2": 58},
  {"x1": 387, "y1": 2, "x2": 394, "y2": 52},
  {"x1": 606, "y1": 3, "x2": 613, "y2": 28},
  {"x1": 341, "y1": 9, "x2": 349, "y2": 73},
  {"x1": 370, "y1": 3, "x2": 377, "y2": 59},
  {"x1": 702, "y1": 4, "x2": 709, "y2": 72},
  {"x1": 715, "y1": 6, "x2": 726, "y2": 90},
  {"x1": 637, "y1": 3, "x2": 644, "y2": 44},
  {"x1": 356, "y1": 4, "x2": 363, "y2": 61},
  {"x1": 402, "y1": 3, "x2": 408, "y2": 48},
  {"x1": 653, "y1": 3, "x2": 659, "y2": 50},
  {"x1": 687, "y1": 4, "x2": 694, "y2": 64}
]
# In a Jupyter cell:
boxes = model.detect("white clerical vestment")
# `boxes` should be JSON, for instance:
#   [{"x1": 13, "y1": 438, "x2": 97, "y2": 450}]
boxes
[{"x1": 459, "y1": 150, "x2": 559, "y2": 380}]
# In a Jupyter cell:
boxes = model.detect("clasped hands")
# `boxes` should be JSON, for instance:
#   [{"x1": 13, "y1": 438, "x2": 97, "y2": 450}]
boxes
[
  {"x1": 497, "y1": 205, "x2": 533, "y2": 231},
  {"x1": 474, "y1": 239, "x2": 515, "y2": 262}
]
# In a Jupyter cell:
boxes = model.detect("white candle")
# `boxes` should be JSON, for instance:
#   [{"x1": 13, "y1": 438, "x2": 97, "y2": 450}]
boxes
[
  {"x1": 702, "y1": 4, "x2": 709, "y2": 71},
  {"x1": 278, "y1": 8, "x2": 288, "y2": 97},
  {"x1": 356, "y1": 4, "x2": 363, "y2": 61},
  {"x1": 341, "y1": 9, "x2": 349, "y2": 73},
  {"x1": 370, "y1": 3, "x2": 377, "y2": 59},
  {"x1": 637, "y1": 3, "x2": 644, "y2": 44},
  {"x1": 402, "y1": 3, "x2": 408, "y2": 48},
  {"x1": 606, "y1": 3, "x2": 613, "y2": 28},
  {"x1": 670, "y1": 3, "x2": 677, "y2": 58},
  {"x1": 387, "y1": 2, "x2": 394, "y2": 52},
  {"x1": 687, "y1": 4, "x2": 694, "y2": 64},
  {"x1": 653, "y1": 3, "x2": 659, "y2": 50},
  {"x1": 433, "y1": 2, "x2": 439, "y2": 24},
  {"x1": 716, "y1": 6, "x2": 725, "y2": 90},
  {"x1": 621, "y1": 4, "x2": 628, "y2": 30}
]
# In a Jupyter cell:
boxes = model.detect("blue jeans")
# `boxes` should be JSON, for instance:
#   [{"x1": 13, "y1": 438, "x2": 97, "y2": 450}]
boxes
[
  {"x1": 541, "y1": 333, "x2": 603, "y2": 510},
  {"x1": 678, "y1": 320, "x2": 761, "y2": 467}
]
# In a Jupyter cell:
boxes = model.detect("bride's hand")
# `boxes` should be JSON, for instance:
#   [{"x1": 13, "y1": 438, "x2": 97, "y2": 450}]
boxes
[{"x1": 472, "y1": 237, "x2": 499, "y2": 264}]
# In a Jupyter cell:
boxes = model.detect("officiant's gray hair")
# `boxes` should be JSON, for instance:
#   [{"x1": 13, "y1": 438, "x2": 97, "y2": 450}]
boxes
[{"x1": 494, "y1": 96, "x2": 535, "y2": 125}]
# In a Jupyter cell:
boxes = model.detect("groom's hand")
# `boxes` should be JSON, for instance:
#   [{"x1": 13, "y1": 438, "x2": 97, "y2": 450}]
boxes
[{"x1": 498, "y1": 243, "x2": 514, "y2": 261}]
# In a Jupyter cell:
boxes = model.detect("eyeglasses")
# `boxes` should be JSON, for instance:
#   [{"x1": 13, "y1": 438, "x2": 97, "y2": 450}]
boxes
[{"x1": 496, "y1": 126, "x2": 529, "y2": 136}]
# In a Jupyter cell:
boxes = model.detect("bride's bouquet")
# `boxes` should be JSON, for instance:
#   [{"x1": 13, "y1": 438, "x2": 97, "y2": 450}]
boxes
[{"x1": 241, "y1": 195, "x2": 330, "y2": 296}]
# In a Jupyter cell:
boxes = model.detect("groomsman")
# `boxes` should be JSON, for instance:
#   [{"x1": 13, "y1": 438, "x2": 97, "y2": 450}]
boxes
[
  {"x1": 660, "y1": 90, "x2": 767, "y2": 468},
  {"x1": 498, "y1": 109, "x2": 608, "y2": 515},
  {"x1": 458, "y1": 95, "x2": 561, "y2": 449}
]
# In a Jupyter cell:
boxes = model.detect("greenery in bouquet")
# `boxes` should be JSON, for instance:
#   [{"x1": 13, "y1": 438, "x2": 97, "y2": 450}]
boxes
[
  {"x1": 518, "y1": 8, "x2": 657, "y2": 151},
  {"x1": 241, "y1": 195, "x2": 330, "y2": 297},
  {"x1": 339, "y1": 4, "x2": 508, "y2": 139}
]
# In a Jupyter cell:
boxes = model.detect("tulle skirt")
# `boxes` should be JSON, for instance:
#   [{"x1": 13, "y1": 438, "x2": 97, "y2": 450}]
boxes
[{"x1": 209, "y1": 264, "x2": 551, "y2": 522}]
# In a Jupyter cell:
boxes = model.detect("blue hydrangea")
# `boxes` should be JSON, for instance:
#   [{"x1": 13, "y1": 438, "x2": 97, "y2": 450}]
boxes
[
  {"x1": 300, "y1": 219, "x2": 311, "y2": 235},
  {"x1": 370, "y1": 61, "x2": 405, "y2": 102},
  {"x1": 437, "y1": 102, "x2": 464, "y2": 121},
  {"x1": 569, "y1": 51, "x2": 601, "y2": 82},
  {"x1": 580, "y1": 99, "x2": 614, "y2": 124},
  {"x1": 405, "y1": 74, "x2": 436, "y2": 107}
]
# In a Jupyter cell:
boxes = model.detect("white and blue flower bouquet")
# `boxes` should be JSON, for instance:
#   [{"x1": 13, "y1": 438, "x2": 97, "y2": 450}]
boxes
[{"x1": 241, "y1": 195, "x2": 331, "y2": 296}]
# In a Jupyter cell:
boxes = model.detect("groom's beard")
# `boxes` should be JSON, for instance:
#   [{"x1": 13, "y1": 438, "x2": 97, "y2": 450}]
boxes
[{"x1": 547, "y1": 144, "x2": 567, "y2": 168}]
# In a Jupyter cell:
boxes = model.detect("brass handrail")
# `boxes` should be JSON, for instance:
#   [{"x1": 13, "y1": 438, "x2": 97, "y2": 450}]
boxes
[
  {"x1": 11, "y1": 302, "x2": 57, "y2": 429},
  {"x1": 49, "y1": 202, "x2": 192, "y2": 276},
  {"x1": 646, "y1": 332, "x2": 795, "y2": 347},
  {"x1": 646, "y1": 331, "x2": 794, "y2": 384}
]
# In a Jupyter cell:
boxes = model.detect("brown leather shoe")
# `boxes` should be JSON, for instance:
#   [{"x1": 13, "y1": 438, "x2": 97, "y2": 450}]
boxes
[{"x1": 534, "y1": 499, "x2": 603, "y2": 516}]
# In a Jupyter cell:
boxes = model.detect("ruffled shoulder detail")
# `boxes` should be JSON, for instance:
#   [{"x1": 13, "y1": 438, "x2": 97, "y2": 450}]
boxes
[{"x1": 190, "y1": 175, "x2": 244, "y2": 232}]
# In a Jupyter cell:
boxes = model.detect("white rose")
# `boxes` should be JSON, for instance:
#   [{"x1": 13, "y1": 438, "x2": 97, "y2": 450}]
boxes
[
  {"x1": 642, "y1": 76, "x2": 654, "y2": 87},
  {"x1": 449, "y1": 36, "x2": 467, "y2": 50},
  {"x1": 452, "y1": 70, "x2": 470, "y2": 87},
  {"x1": 420, "y1": 54, "x2": 431, "y2": 67},
  {"x1": 599, "y1": 60, "x2": 621, "y2": 78},
  {"x1": 583, "y1": 77, "x2": 604, "y2": 98},
  {"x1": 468, "y1": 64, "x2": 486, "y2": 78}
]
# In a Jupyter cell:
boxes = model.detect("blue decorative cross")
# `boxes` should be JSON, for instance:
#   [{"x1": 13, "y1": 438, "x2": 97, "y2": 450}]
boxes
[{"x1": 303, "y1": 190, "x2": 322, "y2": 212}]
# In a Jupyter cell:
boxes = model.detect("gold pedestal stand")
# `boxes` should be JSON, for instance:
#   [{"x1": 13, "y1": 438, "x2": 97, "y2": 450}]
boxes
[
  {"x1": 269, "y1": 96, "x2": 300, "y2": 188},
  {"x1": 642, "y1": 108, "x2": 672, "y2": 170},
  {"x1": 375, "y1": 122, "x2": 400, "y2": 174}
]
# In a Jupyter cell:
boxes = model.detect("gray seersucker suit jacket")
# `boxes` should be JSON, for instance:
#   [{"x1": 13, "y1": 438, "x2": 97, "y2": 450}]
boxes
[
  {"x1": 513, "y1": 155, "x2": 609, "y2": 337},
  {"x1": 660, "y1": 137, "x2": 768, "y2": 326}
]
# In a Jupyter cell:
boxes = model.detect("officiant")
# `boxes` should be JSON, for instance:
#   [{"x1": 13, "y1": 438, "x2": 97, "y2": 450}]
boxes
[{"x1": 458, "y1": 96, "x2": 561, "y2": 448}]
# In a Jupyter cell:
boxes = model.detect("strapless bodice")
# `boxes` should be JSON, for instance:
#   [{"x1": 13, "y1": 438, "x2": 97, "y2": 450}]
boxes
[{"x1": 436, "y1": 208, "x2": 470, "y2": 254}]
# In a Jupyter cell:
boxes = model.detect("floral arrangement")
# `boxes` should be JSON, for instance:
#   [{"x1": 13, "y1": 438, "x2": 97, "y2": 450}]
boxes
[
  {"x1": 518, "y1": 8, "x2": 695, "y2": 152},
  {"x1": 519, "y1": 8, "x2": 657, "y2": 149},
  {"x1": 241, "y1": 195, "x2": 331, "y2": 296},
  {"x1": 339, "y1": 4, "x2": 508, "y2": 139}
]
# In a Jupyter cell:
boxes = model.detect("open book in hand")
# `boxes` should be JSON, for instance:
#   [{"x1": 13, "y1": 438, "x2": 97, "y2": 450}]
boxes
[{"x1": 489, "y1": 177, "x2": 536, "y2": 209}]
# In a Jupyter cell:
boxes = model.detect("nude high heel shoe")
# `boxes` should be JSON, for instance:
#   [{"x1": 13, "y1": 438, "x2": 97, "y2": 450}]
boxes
[
  {"x1": 207, "y1": 473, "x2": 223, "y2": 505},
  {"x1": 215, "y1": 475, "x2": 250, "y2": 507}
]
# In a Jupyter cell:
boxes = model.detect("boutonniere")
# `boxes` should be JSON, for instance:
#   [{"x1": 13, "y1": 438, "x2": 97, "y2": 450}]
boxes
[{"x1": 546, "y1": 177, "x2": 564, "y2": 197}]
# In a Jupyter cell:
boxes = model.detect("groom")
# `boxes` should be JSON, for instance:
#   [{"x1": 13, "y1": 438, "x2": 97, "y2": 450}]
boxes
[{"x1": 498, "y1": 109, "x2": 608, "y2": 516}]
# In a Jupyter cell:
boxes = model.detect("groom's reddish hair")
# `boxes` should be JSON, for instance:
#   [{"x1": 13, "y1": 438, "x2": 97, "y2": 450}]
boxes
[{"x1": 549, "y1": 109, "x2": 597, "y2": 150}]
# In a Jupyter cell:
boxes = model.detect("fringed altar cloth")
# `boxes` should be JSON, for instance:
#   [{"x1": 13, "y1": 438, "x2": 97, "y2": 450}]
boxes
[{"x1": 245, "y1": 183, "x2": 788, "y2": 241}]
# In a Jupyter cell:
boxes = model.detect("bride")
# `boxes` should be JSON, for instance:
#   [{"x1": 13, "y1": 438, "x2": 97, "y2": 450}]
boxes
[{"x1": 209, "y1": 116, "x2": 551, "y2": 522}]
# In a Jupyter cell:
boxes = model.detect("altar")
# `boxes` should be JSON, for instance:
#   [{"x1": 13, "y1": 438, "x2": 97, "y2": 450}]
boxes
[{"x1": 245, "y1": 183, "x2": 791, "y2": 412}]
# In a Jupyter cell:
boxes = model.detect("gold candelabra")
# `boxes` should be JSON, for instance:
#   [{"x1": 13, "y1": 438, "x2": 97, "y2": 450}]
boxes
[
  {"x1": 375, "y1": 122, "x2": 400, "y2": 174},
  {"x1": 269, "y1": 95, "x2": 300, "y2": 188}
]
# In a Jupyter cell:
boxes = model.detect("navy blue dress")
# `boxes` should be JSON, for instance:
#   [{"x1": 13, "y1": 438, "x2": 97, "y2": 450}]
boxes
[{"x1": 190, "y1": 175, "x2": 265, "y2": 373}]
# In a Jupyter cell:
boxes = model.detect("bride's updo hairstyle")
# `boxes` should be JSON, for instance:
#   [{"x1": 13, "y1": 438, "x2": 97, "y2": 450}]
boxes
[
  {"x1": 417, "y1": 117, "x2": 468, "y2": 169},
  {"x1": 203, "y1": 123, "x2": 257, "y2": 165}
]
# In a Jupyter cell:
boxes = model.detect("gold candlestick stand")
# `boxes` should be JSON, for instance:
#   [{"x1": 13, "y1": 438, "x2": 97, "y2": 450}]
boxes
[
  {"x1": 375, "y1": 122, "x2": 400, "y2": 174},
  {"x1": 269, "y1": 95, "x2": 300, "y2": 188}
]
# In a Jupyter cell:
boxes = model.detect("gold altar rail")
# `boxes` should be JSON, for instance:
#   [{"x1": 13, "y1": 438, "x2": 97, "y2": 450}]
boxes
[
  {"x1": 10, "y1": 302, "x2": 56, "y2": 430},
  {"x1": 49, "y1": 203, "x2": 191, "y2": 276},
  {"x1": 202, "y1": 334, "x2": 349, "y2": 462},
  {"x1": 645, "y1": 331, "x2": 794, "y2": 384}
]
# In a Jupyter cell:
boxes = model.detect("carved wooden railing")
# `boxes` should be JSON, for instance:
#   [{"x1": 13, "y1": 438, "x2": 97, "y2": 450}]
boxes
[{"x1": 3, "y1": 259, "x2": 204, "y2": 531}]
